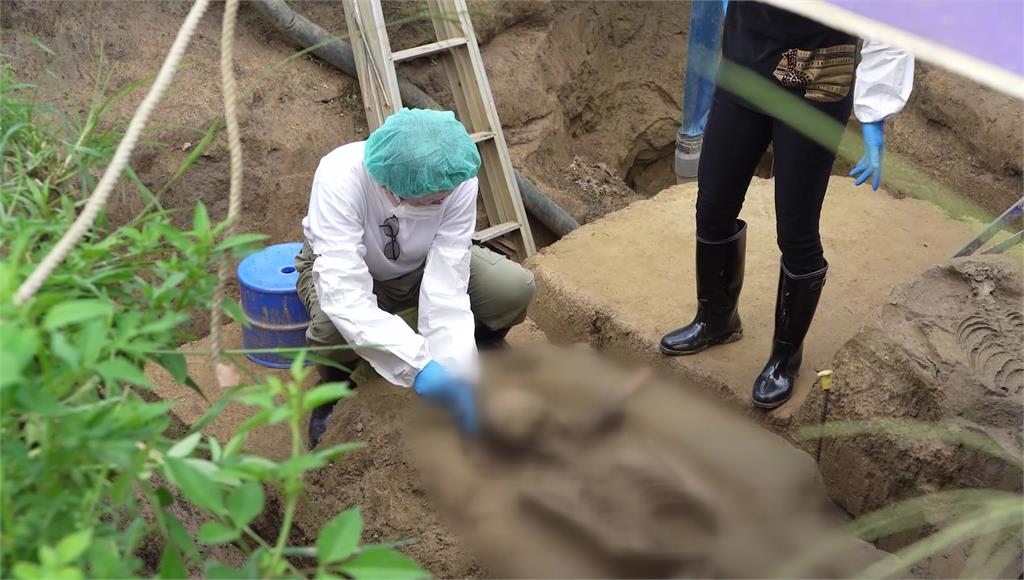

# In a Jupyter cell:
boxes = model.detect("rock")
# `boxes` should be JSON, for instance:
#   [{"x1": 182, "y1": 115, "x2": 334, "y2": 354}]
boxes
[{"x1": 791, "y1": 256, "x2": 1024, "y2": 549}]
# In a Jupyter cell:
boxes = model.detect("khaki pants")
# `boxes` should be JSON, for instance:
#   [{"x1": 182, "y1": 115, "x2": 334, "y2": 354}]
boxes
[{"x1": 295, "y1": 242, "x2": 535, "y2": 366}]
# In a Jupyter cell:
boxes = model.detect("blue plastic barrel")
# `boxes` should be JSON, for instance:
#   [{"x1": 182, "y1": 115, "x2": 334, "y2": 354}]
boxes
[{"x1": 237, "y1": 242, "x2": 310, "y2": 368}]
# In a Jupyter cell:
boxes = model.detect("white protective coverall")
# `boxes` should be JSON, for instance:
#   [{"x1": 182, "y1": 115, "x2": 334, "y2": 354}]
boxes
[
  {"x1": 854, "y1": 39, "x2": 915, "y2": 122},
  {"x1": 302, "y1": 142, "x2": 478, "y2": 388}
]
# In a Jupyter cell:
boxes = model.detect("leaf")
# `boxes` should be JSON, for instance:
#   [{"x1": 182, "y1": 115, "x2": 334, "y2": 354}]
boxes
[
  {"x1": 50, "y1": 332, "x2": 80, "y2": 367},
  {"x1": 304, "y1": 383, "x2": 352, "y2": 411},
  {"x1": 86, "y1": 539, "x2": 121, "y2": 578},
  {"x1": 49, "y1": 566, "x2": 83, "y2": 580},
  {"x1": 313, "y1": 443, "x2": 364, "y2": 464},
  {"x1": 96, "y1": 357, "x2": 152, "y2": 388},
  {"x1": 165, "y1": 457, "x2": 224, "y2": 514},
  {"x1": 226, "y1": 481, "x2": 264, "y2": 528},
  {"x1": 162, "y1": 118, "x2": 222, "y2": 194},
  {"x1": 39, "y1": 546, "x2": 58, "y2": 567},
  {"x1": 157, "y1": 352, "x2": 189, "y2": 384},
  {"x1": 244, "y1": 548, "x2": 267, "y2": 578},
  {"x1": 278, "y1": 454, "x2": 327, "y2": 479},
  {"x1": 156, "y1": 487, "x2": 174, "y2": 508},
  {"x1": 190, "y1": 389, "x2": 235, "y2": 434},
  {"x1": 43, "y1": 299, "x2": 113, "y2": 330},
  {"x1": 339, "y1": 548, "x2": 427, "y2": 580},
  {"x1": 859, "y1": 512, "x2": 1014, "y2": 578},
  {"x1": 140, "y1": 311, "x2": 187, "y2": 335},
  {"x1": 158, "y1": 548, "x2": 187, "y2": 579},
  {"x1": 205, "y1": 563, "x2": 250, "y2": 579},
  {"x1": 209, "y1": 437, "x2": 223, "y2": 462},
  {"x1": 799, "y1": 420, "x2": 1023, "y2": 467},
  {"x1": 223, "y1": 297, "x2": 249, "y2": 328},
  {"x1": 54, "y1": 529, "x2": 92, "y2": 564},
  {"x1": 163, "y1": 512, "x2": 201, "y2": 562},
  {"x1": 0, "y1": 326, "x2": 39, "y2": 389},
  {"x1": 167, "y1": 432, "x2": 202, "y2": 459},
  {"x1": 12, "y1": 562, "x2": 44, "y2": 579},
  {"x1": 215, "y1": 233, "x2": 267, "y2": 254},
  {"x1": 124, "y1": 165, "x2": 162, "y2": 210},
  {"x1": 77, "y1": 319, "x2": 107, "y2": 365},
  {"x1": 197, "y1": 521, "x2": 240, "y2": 545},
  {"x1": 192, "y1": 201, "x2": 210, "y2": 233},
  {"x1": 290, "y1": 349, "x2": 310, "y2": 380},
  {"x1": 268, "y1": 406, "x2": 292, "y2": 425},
  {"x1": 236, "y1": 390, "x2": 276, "y2": 409},
  {"x1": 181, "y1": 376, "x2": 207, "y2": 402},
  {"x1": 317, "y1": 508, "x2": 363, "y2": 564},
  {"x1": 222, "y1": 456, "x2": 277, "y2": 480}
]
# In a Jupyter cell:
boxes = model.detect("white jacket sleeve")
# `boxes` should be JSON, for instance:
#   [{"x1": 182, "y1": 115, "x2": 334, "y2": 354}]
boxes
[
  {"x1": 308, "y1": 178, "x2": 431, "y2": 388},
  {"x1": 417, "y1": 180, "x2": 479, "y2": 384},
  {"x1": 854, "y1": 39, "x2": 915, "y2": 123}
]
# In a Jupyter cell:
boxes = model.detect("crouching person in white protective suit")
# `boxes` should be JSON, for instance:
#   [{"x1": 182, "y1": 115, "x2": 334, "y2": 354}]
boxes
[{"x1": 296, "y1": 108, "x2": 536, "y2": 447}]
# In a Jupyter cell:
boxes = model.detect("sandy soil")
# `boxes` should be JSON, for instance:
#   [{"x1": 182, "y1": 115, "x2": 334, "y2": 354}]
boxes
[{"x1": 526, "y1": 177, "x2": 1015, "y2": 428}]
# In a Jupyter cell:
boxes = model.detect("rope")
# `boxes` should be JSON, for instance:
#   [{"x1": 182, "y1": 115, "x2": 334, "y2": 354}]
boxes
[
  {"x1": 12, "y1": 0, "x2": 212, "y2": 306},
  {"x1": 211, "y1": 0, "x2": 244, "y2": 388}
]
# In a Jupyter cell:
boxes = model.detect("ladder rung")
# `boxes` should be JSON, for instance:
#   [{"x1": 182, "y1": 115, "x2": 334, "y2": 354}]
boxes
[
  {"x1": 469, "y1": 131, "x2": 494, "y2": 143},
  {"x1": 473, "y1": 221, "x2": 521, "y2": 243},
  {"x1": 391, "y1": 37, "x2": 469, "y2": 63}
]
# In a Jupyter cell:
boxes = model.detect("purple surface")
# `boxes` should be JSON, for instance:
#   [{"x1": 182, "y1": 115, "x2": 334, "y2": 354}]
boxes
[{"x1": 830, "y1": 0, "x2": 1024, "y2": 76}]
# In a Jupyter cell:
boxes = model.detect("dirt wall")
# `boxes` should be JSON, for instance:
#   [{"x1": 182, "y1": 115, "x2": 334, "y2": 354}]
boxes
[{"x1": 4, "y1": 0, "x2": 1019, "y2": 236}]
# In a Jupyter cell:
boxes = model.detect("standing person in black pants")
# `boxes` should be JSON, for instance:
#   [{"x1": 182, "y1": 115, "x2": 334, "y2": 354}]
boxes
[{"x1": 660, "y1": 2, "x2": 914, "y2": 408}]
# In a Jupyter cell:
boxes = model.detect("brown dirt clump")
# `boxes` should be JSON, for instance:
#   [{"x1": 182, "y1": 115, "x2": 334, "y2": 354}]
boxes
[
  {"x1": 406, "y1": 345, "x2": 890, "y2": 578},
  {"x1": 792, "y1": 256, "x2": 1024, "y2": 550}
]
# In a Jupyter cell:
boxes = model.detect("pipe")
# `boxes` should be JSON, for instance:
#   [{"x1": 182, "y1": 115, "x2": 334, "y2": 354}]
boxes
[
  {"x1": 252, "y1": 0, "x2": 580, "y2": 238},
  {"x1": 674, "y1": 0, "x2": 727, "y2": 181}
]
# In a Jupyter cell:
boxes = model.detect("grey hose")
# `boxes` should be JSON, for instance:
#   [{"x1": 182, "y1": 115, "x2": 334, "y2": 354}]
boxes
[{"x1": 252, "y1": 0, "x2": 580, "y2": 238}]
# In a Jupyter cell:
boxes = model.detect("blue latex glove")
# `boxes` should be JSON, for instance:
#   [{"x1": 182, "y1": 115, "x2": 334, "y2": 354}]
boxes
[
  {"x1": 413, "y1": 361, "x2": 478, "y2": 434},
  {"x1": 850, "y1": 121, "x2": 884, "y2": 191}
]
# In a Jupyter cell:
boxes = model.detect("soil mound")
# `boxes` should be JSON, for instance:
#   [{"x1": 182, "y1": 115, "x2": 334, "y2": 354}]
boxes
[
  {"x1": 406, "y1": 345, "x2": 889, "y2": 578},
  {"x1": 297, "y1": 381, "x2": 483, "y2": 578},
  {"x1": 792, "y1": 256, "x2": 1024, "y2": 547}
]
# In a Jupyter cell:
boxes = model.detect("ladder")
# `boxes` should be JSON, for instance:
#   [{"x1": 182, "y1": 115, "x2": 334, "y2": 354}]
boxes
[
  {"x1": 342, "y1": 0, "x2": 536, "y2": 261},
  {"x1": 952, "y1": 197, "x2": 1024, "y2": 257}
]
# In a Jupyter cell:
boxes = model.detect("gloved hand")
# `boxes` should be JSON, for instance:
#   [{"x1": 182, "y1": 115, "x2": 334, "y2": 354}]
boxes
[
  {"x1": 850, "y1": 121, "x2": 884, "y2": 191},
  {"x1": 413, "y1": 361, "x2": 478, "y2": 434}
]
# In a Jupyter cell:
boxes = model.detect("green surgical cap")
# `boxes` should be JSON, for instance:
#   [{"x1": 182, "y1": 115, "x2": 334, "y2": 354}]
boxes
[{"x1": 364, "y1": 108, "x2": 482, "y2": 199}]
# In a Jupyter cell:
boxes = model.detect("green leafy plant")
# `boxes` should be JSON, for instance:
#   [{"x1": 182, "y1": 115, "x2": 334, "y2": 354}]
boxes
[
  {"x1": 152, "y1": 355, "x2": 426, "y2": 579},
  {"x1": 1, "y1": 55, "x2": 425, "y2": 578}
]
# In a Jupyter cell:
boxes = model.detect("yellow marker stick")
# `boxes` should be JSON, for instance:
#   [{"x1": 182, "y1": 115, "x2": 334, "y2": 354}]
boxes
[{"x1": 817, "y1": 369, "x2": 834, "y2": 391}]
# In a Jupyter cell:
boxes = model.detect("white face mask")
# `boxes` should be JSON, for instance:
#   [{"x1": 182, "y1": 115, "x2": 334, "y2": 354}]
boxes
[{"x1": 393, "y1": 202, "x2": 443, "y2": 220}]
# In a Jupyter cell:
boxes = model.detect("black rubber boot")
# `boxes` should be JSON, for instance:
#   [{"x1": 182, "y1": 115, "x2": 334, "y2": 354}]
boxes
[
  {"x1": 308, "y1": 364, "x2": 352, "y2": 449},
  {"x1": 660, "y1": 220, "x2": 746, "y2": 356},
  {"x1": 475, "y1": 323, "x2": 511, "y2": 351},
  {"x1": 751, "y1": 261, "x2": 828, "y2": 409}
]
